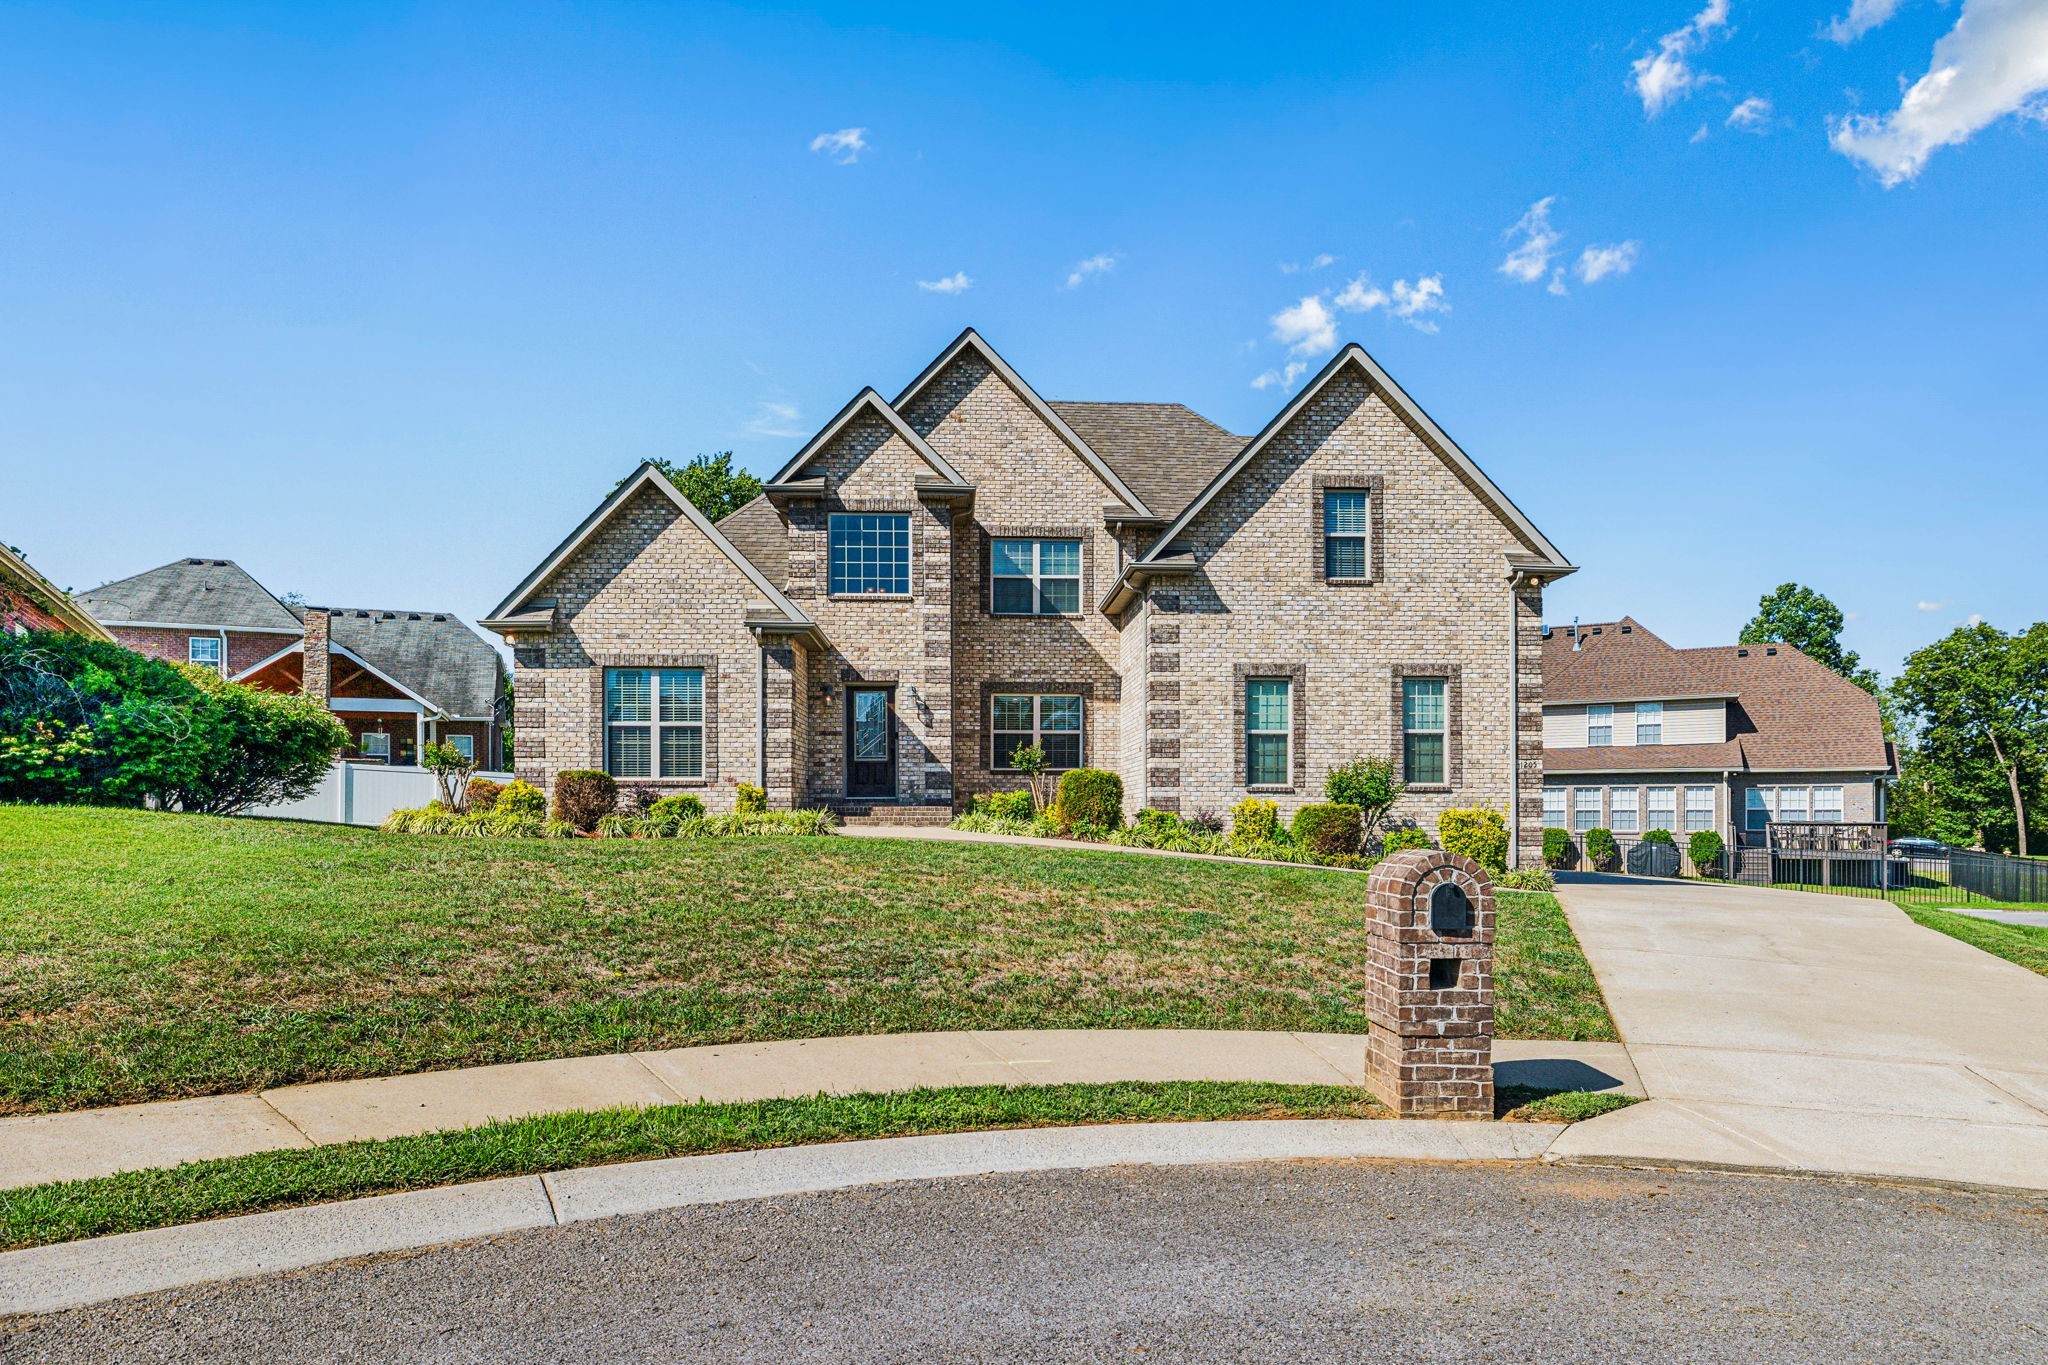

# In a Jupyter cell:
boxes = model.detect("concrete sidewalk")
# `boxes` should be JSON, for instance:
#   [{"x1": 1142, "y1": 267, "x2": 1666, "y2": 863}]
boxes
[
  {"x1": 0, "y1": 1030, "x2": 1640, "y2": 1189},
  {"x1": 1548, "y1": 874, "x2": 2048, "y2": 1191}
]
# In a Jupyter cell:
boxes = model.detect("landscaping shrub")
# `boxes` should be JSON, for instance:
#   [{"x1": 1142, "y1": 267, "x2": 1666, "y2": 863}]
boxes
[
  {"x1": 984, "y1": 789, "x2": 1035, "y2": 822},
  {"x1": 1496, "y1": 868, "x2": 1557, "y2": 891},
  {"x1": 1584, "y1": 827, "x2": 1618, "y2": 870},
  {"x1": 1134, "y1": 807, "x2": 1186, "y2": 843},
  {"x1": 1054, "y1": 768, "x2": 1123, "y2": 831},
  {"x1": 422, "y1": 741, "x2": 478, "y2": 811},
  {"x1": 1640, "y1": 828, "x2": 1676, "y2": 847},
  {"x1": 735, "y1": 783, "x2": 767, "y2": 815},
  {"x1": 646, "y1": 793, "x2": 707, "y2": 830},
  {"x1": 1542, "y1": 826, "x2": 1574, "y2": 870},
  {"x1": 1688, "y1": 829, "x2": 1725, "y2": 875},
  {"x1": 551, "y1": 770, "x2": 617, "y2": 831},
  {"x1": 594, "y1": 813, "x2": 640, "y2": 839},
  {"x1": 1381, "y1": 827, "x2": 1433, "y2": 856},
  {"x1": 464, "y1": 778, "x2": 504, "y2": 813},
  {"x1": 496, "y1": 779, "x2": 546, "y2": 819},
  {"x1": 1188, "y1": 808, "x2": 1225, "y2": 835},
  {"x1": 1439, "y1": 807, "x2": 1509, "y2": 873},
  {"x1": 1230, "y1": 797, "x2": 1280, "y2": 843},
  {"x1": 1291, "y1": 803, "x2": 1364, "y2": 858},
  {"x1": 1323, "y1": 757, "x2": 1404, "y2": 835}
]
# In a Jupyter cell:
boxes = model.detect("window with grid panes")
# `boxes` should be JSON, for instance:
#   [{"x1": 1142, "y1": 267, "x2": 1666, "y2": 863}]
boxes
[
  {"x1": 1323, "y1": 490, "x2": 1370, "y2": 579},
  {"x1": 828, "y1": 514, "x2": 911, "y2": 595},
  {"x1": 605, "y1": 668, "x2": 704, "y2": 778}
]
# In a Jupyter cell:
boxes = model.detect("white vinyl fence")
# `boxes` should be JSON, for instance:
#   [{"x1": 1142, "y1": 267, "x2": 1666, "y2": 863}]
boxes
[{"x1": 248, "y1": 762, "x2": 515, "y2": 827}]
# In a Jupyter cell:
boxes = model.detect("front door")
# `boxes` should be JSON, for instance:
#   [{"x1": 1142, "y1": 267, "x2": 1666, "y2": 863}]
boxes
[{"x1": 846, "y1": 687, "x2": 897, "y2": 798}]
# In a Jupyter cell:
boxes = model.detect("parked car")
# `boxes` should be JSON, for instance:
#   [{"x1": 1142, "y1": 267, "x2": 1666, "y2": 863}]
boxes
[{"x1": 1887, "y1": 837, "x2": 1950, "y2": 857}]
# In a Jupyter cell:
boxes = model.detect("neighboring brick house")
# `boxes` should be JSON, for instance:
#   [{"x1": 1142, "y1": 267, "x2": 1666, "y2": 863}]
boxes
[
  {"x1": 1542, "y1": 617, "x2": 1893, "y2": 848},
  {"x1": 1, "y1": 541, "x2": 112, "y2": 639},
  {"x1": 76, "y1": 558, "x2": 507, "y2": 768},
  {"x1": 484, "y1": 330, "x2": 1575, "y2": 863}
]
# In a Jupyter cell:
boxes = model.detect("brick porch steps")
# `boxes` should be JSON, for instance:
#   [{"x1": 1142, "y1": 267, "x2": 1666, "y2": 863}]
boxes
[{"x1": 826, "y1": 802, "x2": 956, "y2": 827}]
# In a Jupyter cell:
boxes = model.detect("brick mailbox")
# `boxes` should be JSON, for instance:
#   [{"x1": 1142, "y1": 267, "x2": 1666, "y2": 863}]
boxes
[{"x1": 1362, "y1": 848, "x2": 1495, "y2": 1118}]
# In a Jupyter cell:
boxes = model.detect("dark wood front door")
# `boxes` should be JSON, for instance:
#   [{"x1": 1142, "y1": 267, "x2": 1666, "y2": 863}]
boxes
[{"x1": 846, "y1": 687, "x2": 897, "y2": 798}]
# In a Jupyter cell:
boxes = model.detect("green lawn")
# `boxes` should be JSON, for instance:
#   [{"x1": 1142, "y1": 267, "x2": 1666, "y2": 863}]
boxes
[
  {"x1": 0, "y1": 805, "x2": 1616, "y2": 1115},
  {"x1": 1906, "y1": 907, "x2": 2048, "y2": 978}
]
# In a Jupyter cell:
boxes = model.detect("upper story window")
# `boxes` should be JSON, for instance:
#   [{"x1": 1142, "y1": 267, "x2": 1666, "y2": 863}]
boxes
[
  {"x1": 1586, "y1": 703, "x2": 1614, "y2": 746},
  {"x1": 828, "y1": 514, "x2": 911, "y2": 596},
  {"x1": 1245, "y1": 678, "x2": 1293, "y2": 787},
  {"x1": 1323, "y1": 490, "x2": 1370, "y2": 580},
  {"x1": 606, "y1": 667, "x2": 704, "y2": 779},
  {"x1": 991, "y1": 538, "x2": 1081, "y2": 615},
  {"x1": 992, "y1": 693, "x2": 1083, "y2": 770},
  {"x1": 1634, "y1": 701, "x2": 1664, "y2": 745},
  {"x1": 1403, "y1": 677, "x2": 1447, "y2": 785},
  {"x1": 188, "y1": 636, "x2": 223, "y2": 672}
]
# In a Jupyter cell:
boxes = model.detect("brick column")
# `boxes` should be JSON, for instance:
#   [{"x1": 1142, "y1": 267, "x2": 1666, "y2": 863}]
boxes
[
  {"x1": 302, "y1": 608, "x2": 332, "y2": 706},
  {"x1": 1362, "y1": 848, "x2": 1495, "y2": 1118},
  {"x1": 1513, "y1": 580, "x2": 1547, "y2": 869},
  {"x1": 761, "y1": 642, "x2": 801, "y2": 809}
]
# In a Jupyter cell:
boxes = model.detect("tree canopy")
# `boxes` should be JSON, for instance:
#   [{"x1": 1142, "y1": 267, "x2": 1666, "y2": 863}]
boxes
[
  {"x1": 1739, "y1": 583, "x2": 1880, "y2": 693},
  {"x1": 615, "y1": 452, "x2": 763, "y2": 522},
  {"x1": 1891, "y1": 621, "x2": 2048, "y2": 856}
]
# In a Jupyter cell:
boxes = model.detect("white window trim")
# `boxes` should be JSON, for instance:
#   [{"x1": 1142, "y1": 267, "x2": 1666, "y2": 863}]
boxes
[
  {"x1": 1646, "y1": 786, "x2": 1678, "y2": 831},
  {"x1": 1402, "y1": 677, "x2": 1449, "y2": 786},
  {"x1": 1684, "y1": 786, "x2": 1715, "y2": 832},
  {"x1": 1610, "y1": 787, "x2": 1641, "y2": 834},
  {"x1": 606, "y1": 667, "x2": 706, "y2": 780},
  {"x1": 1543, "y1": 787, "x2": 1568, "y2": 827},
  {"x1": 990, "y1": 693, "x2": 1085, "y2": 771},
  {"x1": 188, "y1": 635, "x2": 224, "y2": 671},
  {"x1": 1573, "y1": 787, "x2": 1602, "y2": 833},
  {"x1": 1245, "y1": 678, "x2": 1293, "y2": 789},
  {"x1": 445, "y1": 733, "x2": 475, "y2": 762},
  {"x1": 1634, "y1": 701, "x2": 1664, "y2": 746},
  {"x1": 990, "y1": 538, "x2": 1083, "y2": 617},
  {"x1": 1586, "y1": 703, "x2": 1614, "y2": 747},
  {"x1": 359, "y1": 731, "x2": 392, "y2": 759}
]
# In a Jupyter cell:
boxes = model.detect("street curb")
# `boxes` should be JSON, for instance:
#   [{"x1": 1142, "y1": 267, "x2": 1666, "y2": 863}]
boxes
[
  {"x1": 1542, "y1": 1150, "x2": 2048, "y2": 1201},
  {"x1": 0, "y1": 1119, "x2": 1561, "y2": 1319}
]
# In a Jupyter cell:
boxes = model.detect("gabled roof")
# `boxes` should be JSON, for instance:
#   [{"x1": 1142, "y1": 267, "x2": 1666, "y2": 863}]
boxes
[
  {"x1": 486, "y1": 463, "x2": 810, "y2": 629},
  {"x1": 329, "y1": 609, "x2": 505, "y2": 718},
  {"x1": 892, "y1": 329, "x2": 1159, "y2": 519},
  {"x1": 1132, "y1": 345, "x2": 1574, "y2": 574},
  {"x1": 1047, "y1": 402, "x2": 1246, "y2": 522},
  {"x1": 77, "y1": 558, "x2": 302, "y2": 632},
  {"x1": 766, "y1": 388, "x2": 970, "y2": 488},
  {"x1": 1543, "y1": 618, "x2": 1890, "y2": 775},
  {"x1": 0, "y1": 542, "x2": 113, "y2": 640},
  {"x1": 715, "y1": 494, "x2": 790, "y2": 587}
]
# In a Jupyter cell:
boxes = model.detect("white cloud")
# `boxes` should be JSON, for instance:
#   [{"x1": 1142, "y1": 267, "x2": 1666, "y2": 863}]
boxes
[
  {"x1": 1632, "y1": 0, "x2": 1732, "y2": 116},
  {"x1": 1546, "y1": 270, "x2": 1570, "y2": 296},
  {"x1": 1388, "y1": 275, "x2": 1449, "y2": 332},
  {"x1": 1828, "y1": 0, "x2": 1909, "y2": 43},
  {"x1": 1965, "y1": 612, "x2": 1986, "y2": 626},
  {"x1": 1334, "y1": 273, "x2": 1389, "y2": 312},
  {"x1": 1251, "y1": 360, "x2": 1310, "y2": 390},
  {"x1": 1310, "y1": 252, "x2": 1336, "y2": 269},
  {"x1": 1498, "y1": 197, "x2": 1563, "y2": 284},
  {"x1": 917, "y1": 271, "x2": 972, "y2": 295},
  {"x1": 743, "y1": 401, "x2": 805, "y2": 439},
  {"x1": 1063, "y1": 253, "x2": 1118, "y2": 289},
  {"x1": 1279, "y1": 253, "x2": 1338, "y2": 275},
  {"x1": 1829, "y1": 0, "x2": 2048, "y2": 186},
  {"x1": 1271, "y1": 294, "x2": 1339, "y2": 356},
  {"x1": 1690, "y1": 123, "x2": 1712, "y2": 143},
  {"x1": 1575, "y1": 241, "x2": 1642, "y2": 283},
  {"x1": 1727, "y1": 95, "x2": 1774, "y2": 131},
  {"x1": 808, "y1": 127, "x2": 869, "y2": 164},
  {"x1": 1916, "y1": 598, "x2": 1951, "y2": 611}
]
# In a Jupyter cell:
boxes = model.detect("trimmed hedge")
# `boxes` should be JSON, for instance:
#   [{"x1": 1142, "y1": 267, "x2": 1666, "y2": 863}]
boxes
[
  {"x1": 1055, "y1": 768, "x2": 1123, "y2": 831},
  {"x1": 1542, "y1": 826, "x2": 1574, "y2": 870},
  {"x1": 984, "y1": 789, "x2": 1035, "y2": 822},
  {"x1": 496, "y1": 779, "x2": 547, "y2": 819},
  {"x1": 1689, "y1": 829, "x2": 1725, "y2": 873},
  {"x1": 1438, "y1": 807, "x2": 1509, "y2": 873},
  {"x1": 1230, "y1": 797, "x2": 1280, "y2": 843},
  {"x1": 464, "y1": 777, "x2": 504, "y2": 813},
  {"x1": 1584, "y1": 827, "x2": 1618, "y2": 869},
  {"x1": 551, "y1": 770, "x2": 617, "y2": 832},
  {"x1": 1291, "y1": 803, "x2": 1363, "y2": 857},
  {"x1": 735, "y1": 783, "x2": 767, "y2": 814},
  {"x1": 1381, "y1": 827, "x2": 1433, "y2": 855}
]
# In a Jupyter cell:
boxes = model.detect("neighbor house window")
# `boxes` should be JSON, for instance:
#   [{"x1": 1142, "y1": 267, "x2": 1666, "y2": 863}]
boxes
[
  {"x1": 828, "y1": 513, "x2": 911, "y2": 595},
  {"x1": 1647, "y1": 786, "x2": 1677, "y2": 831},
  {"x1": 1813, "y1": 786, "x2": 1843, "y2": 822},
  {"x1": 1402, "y1": 678, "x2": 1447, "y2": 784},
  {"x1": 445, "y1": 734, "x2": 475, "y2": 762},
  {"x1": 1323, "y1": 490, "x2": 1370, "y2": 579},
  {"x1": 1746, "y1": 788, "x2": 1771, "y2": 834},
  {"x1": 1685, "y1": 787, "x2": 1715, "y2": 832},
  {"x1": 992, "y1": 693, "x2": 1082, "y2": 770},
  {"x1": 1245, "y1": 678, "x2": 1293, "y2": 787},
  {"x1": 605, "y1": 668, "x2": 704, "y2": 779},
  {"x1": 1634, "y1": 701, "x2": 1664, "y2": 745},
  {"x1": 1777, "y1": 786, "x2": 1809, "y2": 822},
  {"x1": 1573, "y1": 788, "x2": 1601, "y2": 833},
  {"x1": 1543, "y1": 787, "x2": 1567, "y2": 828},
  {"x1": 188, "y1": 636, "x2": 223, "y2": 672},
  {"x1": 360, "y1": 731, "x2": 391, "y2": 760},
  {"x1": 1586, "y1": 703, "x2": 1613, "y2": 746},
  {"x1": 1610, "y1": 787, "x2": 1640, "y2": 834},
  {"x1": 991, "y1": 538, "x2": 1081, "y2": 615}
]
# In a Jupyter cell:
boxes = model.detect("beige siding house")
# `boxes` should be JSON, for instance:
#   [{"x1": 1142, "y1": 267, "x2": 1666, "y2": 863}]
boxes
[{"x1": 484, "y1": 329, "x2": 1575, "y2": 863}]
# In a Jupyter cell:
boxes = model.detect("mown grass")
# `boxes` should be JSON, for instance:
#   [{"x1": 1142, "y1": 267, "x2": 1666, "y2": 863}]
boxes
[
  {"x1": 0, "y1": 805, "x2": 1617, "y2": 1114},
  {"x1": 1905, "y1": 907, "x2": 2048, "y2": 978}
]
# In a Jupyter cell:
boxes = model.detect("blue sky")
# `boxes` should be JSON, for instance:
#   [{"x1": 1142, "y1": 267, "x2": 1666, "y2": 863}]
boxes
[{"x1": 4, "y1": 1, "x2": 2044, "y2": 677}]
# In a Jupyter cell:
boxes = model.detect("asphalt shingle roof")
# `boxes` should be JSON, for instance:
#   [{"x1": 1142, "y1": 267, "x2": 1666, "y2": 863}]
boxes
[
  {"x1": 715, "y1": 494, "x2": 791, "y2": 588},
  {"x1": 77, "y1": 559, "x2": 301, "y2": 633},
  {"x1": 316, "y1": 607, "x2": 505, "y2": 720},
  {"x1": 1544, "y1": 616, "x2": 1889, "y2": 775},
  {"x1": 1047, "y1": 401, "x2": 1247, "y2": 519}
]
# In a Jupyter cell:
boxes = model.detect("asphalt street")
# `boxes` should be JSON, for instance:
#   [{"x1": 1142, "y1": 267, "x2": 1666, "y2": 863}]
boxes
[{"x1": 7, "y1": 1161, "x2": 2046, "y2": 1362}]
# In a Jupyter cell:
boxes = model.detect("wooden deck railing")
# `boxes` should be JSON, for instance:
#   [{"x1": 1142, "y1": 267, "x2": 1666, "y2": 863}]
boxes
[{"x1": 1767, "y1": 821, "x2": 1887, "y2": 854}]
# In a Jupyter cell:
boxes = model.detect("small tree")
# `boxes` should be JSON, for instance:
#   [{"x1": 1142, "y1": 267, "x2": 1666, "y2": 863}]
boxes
[
  {"x1": 1688, "y1": 829, "x2": 1725, "y2": 877},
  {"x1": 1009, "y1": 744, "x2": 1051, "y2": 812},
  {"x1": 1324, "y1": 758, "x2": 1405, "y2": 836},
  {"x1": 422, "y1": 741, "x2": 479, "y2": 812},
  {"x1": 1542, "y1": 827, "x2": 1574, "y2": 870},
  {"x1": 1584, "y1": 827, "x2": 1619, "y2": 870},
  {"x1": 616, "y1": 452, "x2": 764, "y2": 521}
]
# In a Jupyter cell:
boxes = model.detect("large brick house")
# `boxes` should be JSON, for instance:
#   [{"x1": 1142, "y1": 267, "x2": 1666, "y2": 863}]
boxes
[
  {"x1": 1542, "y1": 617, "x2": 1892, "y2": 848},
  {"x1": 484, "y1": 330, "x2": 1575, "y2": 863},
  {"x1": 77, "y1": 558, "x2": 507, "y2": 769}
]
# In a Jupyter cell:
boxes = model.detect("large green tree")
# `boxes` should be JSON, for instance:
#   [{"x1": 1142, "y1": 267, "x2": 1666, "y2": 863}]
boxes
[
  {"x1": 1739, "y1": 583, "x2": 1880, "y2": 693},
  {"x1": 615, "y1": 452, "x2": 763, "y2": 522},
  {"x1": 1891, "y1": 622, "x2": 2048, "y2": 856}
]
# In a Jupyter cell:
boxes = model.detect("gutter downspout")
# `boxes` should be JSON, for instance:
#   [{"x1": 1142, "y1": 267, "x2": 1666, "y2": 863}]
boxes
[
  {"x1": 1507, "y1": 570, "x2": 1528, "y2": 871},
  {"x1": 757, "y1": 634, "x2": 769, "y2": 798}
]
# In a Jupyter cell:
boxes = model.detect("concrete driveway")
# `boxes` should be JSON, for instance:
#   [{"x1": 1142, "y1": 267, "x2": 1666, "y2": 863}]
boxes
[{"x1": 1551, "y1": 874, "x2": 2048, "y2": 1189}]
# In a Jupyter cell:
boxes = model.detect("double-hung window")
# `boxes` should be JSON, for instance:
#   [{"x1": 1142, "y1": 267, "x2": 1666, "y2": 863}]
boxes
[
  {"x1": 1245, "y1": 678, "x2": 1293, "y2": 787},
  {"x1": 991, "y1": 539, "x2": 1081, "y2": 615},
  {"x1": 1543, "y1": 787, "x2": 1567, "y2": 828},
  {"x1": 1610, "y1": 787, "x2": 1641, "y2": 834},
  {"x1": 828, "y1": 514, "x2": 911, "y2": 595},
  {"x1": 605, "y1": 668, "x2": 704, "y2": 779},
  {"x1": 1323, "y1": 490, "x2": 1370, "y2": 580},
  {"x1": 1777, "y1": 786, "x2": 1809, "y2": 822},
  {"x1": 992, "y1": 694, "x2": 1083, "y2": 770},
  {"x1": 1746, "y1": 788, "x2": 1772, "y2": 835},
  {"x1": 1684, "y1": 786, "x2": 1715, "y2": 832},
  {"x1": 1813, "y1": 786, "x2": 1843, "y2": 823},
  {"x1": 188, "y1": 636, "x2": 223, "y2": 673},
  {"x1": 1573, "y1": 788, "x2": 1601, "y2": 833},
  {"x1": 1586, "y1": 703, "x2": 1614, "y2": 746},
  {"x1": 1634, "y1": 701, "x2": 1663, "y2": 745},
  {"x1": 1647, "y1": 786, "x2": 1677, "y2": 831},
  {"x1": 445, "y1": 734, "x2": 475, "y2": 762},
  {"x1": 1402, "y1": 678, "x2": 1447, "y2": 784}
]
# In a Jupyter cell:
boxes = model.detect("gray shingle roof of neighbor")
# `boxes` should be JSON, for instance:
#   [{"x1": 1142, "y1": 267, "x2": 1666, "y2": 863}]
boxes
[
  {"x1": 1048, "y1": 402, "x2": 1248, "y2": 521},
  {"x1": 312, "y1": 606, "x2": 506, "y2": 720},
  {"x1": 76, "y1": 558, "x2": 302, "y2": 633}
]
